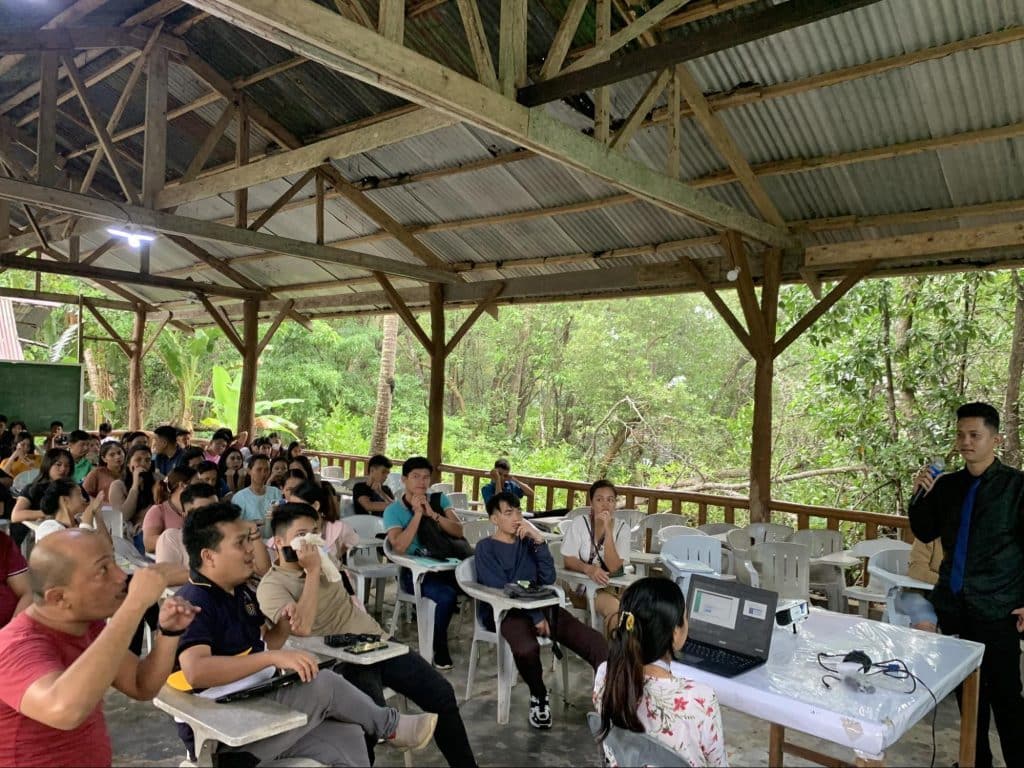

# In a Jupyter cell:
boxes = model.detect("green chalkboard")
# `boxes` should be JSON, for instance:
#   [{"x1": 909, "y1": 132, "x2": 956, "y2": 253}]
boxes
[{"x1": 0, "y1": 361, "x2": 83, "y2": 434}]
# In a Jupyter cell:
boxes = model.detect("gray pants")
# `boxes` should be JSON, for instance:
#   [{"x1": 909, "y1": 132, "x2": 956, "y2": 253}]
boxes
[{"x1": 221, "y1": 671, "x2": 401, "y2": 766}]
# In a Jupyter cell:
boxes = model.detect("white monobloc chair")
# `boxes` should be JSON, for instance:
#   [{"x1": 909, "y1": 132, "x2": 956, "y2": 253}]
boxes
[
  {"x1": 343, "y1": 515, "x2": 398, "y2": 617},
  {"x1": 866, "y1": 547, "x2": 914, "y2": 626},
  {"x1": 746, "y1": 522, "x2": 794, "y2": 544},
  {"x1": 461, "y1": 519, "x2": 495, "y2": 548},
  {"x1": 748, "y1": 541, "x2": 810, "y2": 600},
  {"x1": 661, "y1": 534, "x2": 733, "y2": 596},
  {"x1": 614, "y1": 509, "x2": 646, "y2": 549},
  {"x1": 384, "y1": 538, "x2": 439, "y2": 664},
  {"x1": 790, "y1": 528, "x2": 846, "y2": 611},
  {"x1": 457, "y1": 557, "x2": 568, "y2": 724},
  {"x1": 656, "y1": 525, "x2": 704, "y2": 545},
  {"x1": 340, "y1": 475, "x2": 366, "y2": 490},
  {"x1": 697, "y1": 522, "x2": 740, "y2": 536},
  {"x1": 639, "y1": 513, "x2": 689, "y2": 553},
  {"x1": 726, "y1": 528, "x2": 755, "y2": 584},
  {"x1": 385, "y1": 472, "x2": 404, "y2": 497},
  {"x1": 320, "y1": 465, "x2": 345, "y2": 480},
  {"x1": 567, "y1": 506, "x2": 591, "y2": 521},
  {"x1": 429, "y1": 482, "x2": 454, "y2": 495},
  {"x1": 842, "y1": 539, "x2": 912, "y2": 617},
  {"x1": 447, "y1": 492, "x2": 469, "y2": 510}
]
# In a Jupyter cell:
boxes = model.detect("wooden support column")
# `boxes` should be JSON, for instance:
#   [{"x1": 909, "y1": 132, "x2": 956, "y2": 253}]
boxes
[
  {"x1": 427, "y1": 283, "x2": 445, "y2": 477},
  {"x1": 235, "y1": 98, "x2": 249, "y2": 228},
  {"x1": 36, "y1": 52, "x2": 58, "y2": 187},
  {"x1": 593, "y1": 0, "x2": 612, "y2": 144},
  {"x1": 236, "y1": 298, "x2": 259, "y2": 437},
  {"x1": 128, "y1": 307, "x2": 146, "y2": 430},
  {"x1": 142, "y1": 46, "x2": 167, "y2": 208},
  {"x1": 498, "y1": 0, "x2": 526, "y2": 98}
]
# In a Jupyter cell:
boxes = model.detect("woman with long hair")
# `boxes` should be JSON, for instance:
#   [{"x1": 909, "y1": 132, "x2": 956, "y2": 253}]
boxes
[
  {"x1": 288, "y1": 454, "x2": 316, "y2": 481},
  {"x1": 217, "y1": 447, "x2": 247, "y2": 496},
  {"x1": 268, "y1": 456, "x2": 290, "y2": 489},
  {"x1": 142, "y1": 466, "x2": 198, "y2": 554},
  {"x1": 595, "y1": 578, "x2": 727, "y2": 767},
  {"x1": 82, "y1": 441, "x2": 125, "y2": 499},
  {"x1": 11, "y1": 448, "x2": 74, "y2": 523},
  {"x1": 108, "y1": 445, "x2": 157, "y2": 545},
  {"x1": 0, "y1": 432, "x2": 40, "y2": 478}
]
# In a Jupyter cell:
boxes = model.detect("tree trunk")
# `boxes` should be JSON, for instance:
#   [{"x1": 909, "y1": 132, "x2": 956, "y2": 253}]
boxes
[
  {"x1": 1004, "y1": 272, "x2": 1024, "y2": 467},
  {"x1": 595, "y1": 423, "x2": 628, "y2": 479},
  {"x1": 955, "y1": 276, "x2": 979, "y2": 399},
  {"x1": 127, "y1": 309, "x2": 146, "y2": 430},
  {"x1": 370, "y1": 314, "x2": 398, "y2": 455}
]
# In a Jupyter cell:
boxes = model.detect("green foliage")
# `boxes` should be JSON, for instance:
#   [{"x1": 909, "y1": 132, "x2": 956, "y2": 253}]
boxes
[{"x1": 194, "y1": 365, "x2": 303, "y2": 437}]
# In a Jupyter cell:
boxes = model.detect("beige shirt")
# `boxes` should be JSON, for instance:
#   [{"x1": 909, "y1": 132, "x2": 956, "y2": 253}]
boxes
[
  {"x1": 907, "y1": 537, "x2": 943, "y2": 585},
  {"x1": 154, "y1": 528, "x2": 188, "y2": 569},
  {"x1": 256, "y1": 565, "x2": 384, "y2": 637}
]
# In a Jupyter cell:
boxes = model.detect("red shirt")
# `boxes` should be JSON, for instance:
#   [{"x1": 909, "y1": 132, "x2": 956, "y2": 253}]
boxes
[
  {"x1": 0, "y1": 612, "x2": 112, "y2": 767},
  {"x1": 0, "y1": 533, "x2": 27, "y2": 627}
]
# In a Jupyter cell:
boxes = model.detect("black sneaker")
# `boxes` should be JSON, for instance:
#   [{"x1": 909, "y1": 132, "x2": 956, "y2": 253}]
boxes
[
  {"x1": 433, "y1": 651, "x2": 453, "y2": 671},
  {"x1": 529, "y1": 694, "x2": 552, "y2": 729}
]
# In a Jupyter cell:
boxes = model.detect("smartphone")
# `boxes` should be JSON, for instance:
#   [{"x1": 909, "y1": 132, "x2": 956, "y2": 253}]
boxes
[
  {"x1": 281, "y1": 545, "x2": 298, "y2": 563},
  {"x1": 344, "y1": 641, "x2": 388, "y2": 655}
]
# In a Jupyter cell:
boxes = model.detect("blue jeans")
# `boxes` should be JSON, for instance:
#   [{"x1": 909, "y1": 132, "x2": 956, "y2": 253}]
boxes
[
  {"x1": 399, "y1": 568, "x2": 461, "y2": 659},
  {"x1": 894, "y1": 589, "x2": 938, "y2": 626}
]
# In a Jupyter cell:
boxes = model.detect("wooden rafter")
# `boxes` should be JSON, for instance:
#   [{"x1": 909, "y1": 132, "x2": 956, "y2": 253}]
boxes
[
  {"x1": 0, "y1": 27, "x2": 186, "y2": 54},
  {"x1": 82, "y1": 296, "x2": 132, "y2": 356},
  {"x1": 140, "y1": 312, "x2": 172, "y2": 358},
  {"x1": 498, "y1": 0, "x2": 527, "y2": 98},
  {"x1": 374, "y1": 272, "x2": 433, "y2": 351},
  {"x1": 593, "y1": 0, "x2": 611, "y2": 143},
  {"x1": 538, "y1": 0, "x2": 588, "y2": 80},
  {"x1": 675, "y1": 255, "x2": 753, "y2": 356},
  {"x1": 455, "y1": 0, "x2": 497, "y2": 90},
  {"x1": 774, "y1": 263, "x2": 873, "y2": 356},
  {"x1": 444, "y1": 283, "x2": 503, "y2": 357},
  {"x1": 378, "y1": 0, "x2": 405, "y2": 42},
  {"x1": 256, "y1": 300, "x2": 293, "y2": 355},
  {"x1": 142, "y1": 46, "x2": 168, "y2": 208},
  {"x1": 563, "y1": 0, "x2": 693, "y2": 74},
  {"x1": 610, "y1": 69, "x2": 671, "y2": 150},
  {"x1": 200, "y1": 293, "x2": 245, "y2": 352},
  {"x1": 249, "y1": 169, "x2": 317, "y2": 232},
  {"x1": 180, "y1": 102, "x2": 235, "y2": 186},
  {"x1": 0, "y1": 0, "x2": 113, "y2": 79}
]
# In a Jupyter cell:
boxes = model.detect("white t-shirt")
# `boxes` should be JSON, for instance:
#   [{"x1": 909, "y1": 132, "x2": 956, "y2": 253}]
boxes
[
  {"x1": 232, "y1": 485, "x2": 283, "y2": 522},
  {"x1": 561, "y1": 515, "x2": 631, "y2": 567}
]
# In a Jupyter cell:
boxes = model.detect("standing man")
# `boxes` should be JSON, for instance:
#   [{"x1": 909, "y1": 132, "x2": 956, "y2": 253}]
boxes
[
  {"x1": 909, "y1": 401, "x2": 1024, "y2": 768},
  {"x1": 481, "y1": 458, "x2": 535, "y2": 504}
]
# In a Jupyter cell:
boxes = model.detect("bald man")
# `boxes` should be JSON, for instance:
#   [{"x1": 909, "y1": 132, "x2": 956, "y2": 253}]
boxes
[{"x1": 0, "y1": 529, "x2": 196, "y2": 767}]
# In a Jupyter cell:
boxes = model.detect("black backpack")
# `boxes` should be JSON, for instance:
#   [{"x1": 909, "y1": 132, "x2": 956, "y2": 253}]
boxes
[{"x1": 416, "y1": 492, "x2": 474, "y2": 560}]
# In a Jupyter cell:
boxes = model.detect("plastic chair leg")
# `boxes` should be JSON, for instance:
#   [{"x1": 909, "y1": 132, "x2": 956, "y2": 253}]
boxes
[
  {"x1": 496, "y1": 638, "x2": 516, "y2": 725},
  {"x1": 416, "y1": 599, "x2": 436, "y2": 665},
  {"x1": 388, "y1": 597, "x2": 402, "y2": 636},
  {"x1": 465, "y1": 638, "x2": 479, "y2": 701}
]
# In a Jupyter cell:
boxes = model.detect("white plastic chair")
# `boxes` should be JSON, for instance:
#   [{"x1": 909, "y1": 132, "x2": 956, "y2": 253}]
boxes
[
  {"x1": 384, "y1": 538, "x2": 438, "y2": 664},
  {"x1": 339, "y1": 497, "x2": 355, "y2": 518},
  {"x1": 461, "y1": 519, "x2": 495, "y2": 548},
  {"x1": 639, "y1": 513, "x2": 688, "y2": 553},
  {"x1": 842, "y1": 539, "x2": 912, "y2": 617},
  {"x1": 448, "y1": 492, "x2": 469, "y2": 510},
  {"x1": 746, "y1": 522, "x2": 794, "y2": 543},
  {"x1": 429, "y1": 482, "x2": 454, "y2": 495},
  {"x1": 867, "y1": 548, "x2": 913, "y2": 626},
  {"x1": 456, "y1": 557, "x2": 568, "y2": 724},
  {"x1": 340, "y1": 475, "x2": 366, "y2": 490},
  {"x1": 566, "y1": 506, "x2": 591, "y2": 521},
  {"x1": 656, "y1": 525, "x2": 704, "y2": 545},
  {"x1": 749, "y1": 541, "x2": 810, "y2": 600},
  {"x1": 343, "y1": 515, "x2": 398, "y2": 617},
  {"x1": 790, "y1": 528, "x2": 845, "y2": 611},
  {"x1": 661, "y1": 534, "x2": 732, "y2": 596},
  {"x1": 320, "y1": 465, "x2": 345, "y2": 480},
  {"x1": 697, "y1": 522, "x2": 740, "y2": 536},
  {"x1": 614, "y1": 509, "x2": 645, "y2": 549},
  {"x1": 725, "y1": 528, "x2": 754, "y2": 584},
  {"x1": 385, "y1": 472, "x2": 404, "y2": 497}
]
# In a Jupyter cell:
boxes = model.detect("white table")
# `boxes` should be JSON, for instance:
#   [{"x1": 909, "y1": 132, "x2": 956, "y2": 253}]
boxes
[
  {"x1": 383, "y1": 549, "x2": 459, "y2": 665},
  {"x1": 288, "y1": 635, "x2": 409, "y2": 665},
  {"x1": 154, "y1": 684, "x2": 307, "y2": 767},
  {"x1": 674, "y1": 608, "x2": 982, "y2": 766},
  {"x1": 812, "y1": 549, "x2": 861, "y2": 568},
  {"x1": 628, "y1": 549, "x2": 661, "y2": 577}
]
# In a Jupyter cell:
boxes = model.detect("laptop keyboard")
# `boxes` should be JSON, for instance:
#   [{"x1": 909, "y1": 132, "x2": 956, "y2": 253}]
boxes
[{"x1": 681, "y1": 640, "x2": 760, "y2": 674}]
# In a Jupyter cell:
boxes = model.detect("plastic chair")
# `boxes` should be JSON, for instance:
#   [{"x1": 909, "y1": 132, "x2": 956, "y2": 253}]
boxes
[
  {"x1": 383, "y1": 538, "x2": 438, "y2": 664},
  {"x1": 320, "y1": 465, "x2": 345, "y2": 480},
  {"x1": 339, "y1": 497, "x2": 355, "y2": 518},
  {"x1": 656, "y1": 525, "x2": 703, "y2": 545},
  {"x1": 340, "y1": 475, "x2": 366, "y2": 490},
  {"x1": 343, "y1": 515, "x2": 398, "y2": 617},
  {"x1": 429, "y1": 482, "x2": 453, "y2": 495},
  {"x1": 447, "y1": 492, "x2": 469, "y2": 510},
  {"x1": 586, "y1": 712, "x2": 686, "y2": 767},
  {"x1": 842, "y1": 539, "x2": 912, "y2": 617},
  {"x1": 614, "y1": 509, "x2": 645, "y2": 549},
  {"x1": 661, "y1": 534, "x2": 732, "y2": 596},
  {"x1": 746, "y1": 522, "x2": 794, "y2": 543},
  {"x1": 639, "y1": 513, "x2": 688, "y2": 554},
  {"x1": 749, "y1": 541, "x2": 810, "y2": 600},
  {"x1": 867, "y1": 548, "x2": 913, "y2": 626},
  {"x1": 697, "y1": 522, "x2": 740, "y2": 536},
  {"x1": 457, "y1": 557, "x2": 568, "y2": 724},
  {"x1": 725, "y1": 528, "x2": 754, "y2": 584},
  {"x1": 461, "y1": 519, "x2": 495, "y2": 548},
  {"x1": 566, "y1": 506, "x2": 591, "y2": 521},
  {"x1": 385, "y1": 472, "x2": 404, "y2": 497},
  {"x1": 790, "y1": 528, "x2": 845, "y2": 611}
]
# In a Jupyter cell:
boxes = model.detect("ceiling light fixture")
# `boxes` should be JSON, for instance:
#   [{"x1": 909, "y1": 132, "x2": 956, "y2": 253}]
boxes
[
  {"x1": 726, "y1": 267, "x2": 740, "y2": 282},
  {"x1": 107, "y1": 226, "x2": 157, "y2": 249}
]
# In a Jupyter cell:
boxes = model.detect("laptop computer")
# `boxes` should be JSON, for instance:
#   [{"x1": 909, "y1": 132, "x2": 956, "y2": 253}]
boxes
[
  {"x1": 214, "y1": 658, "x2": 339, "y2": 703},
  {"x1": 674, "y1": 575, "x2": 778, "y2": 678}
]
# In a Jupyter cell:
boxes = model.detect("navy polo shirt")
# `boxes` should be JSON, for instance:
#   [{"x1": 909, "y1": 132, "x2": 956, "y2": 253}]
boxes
[{"x1": 175, "y1": 570, "x2": 266, "y2": 659}]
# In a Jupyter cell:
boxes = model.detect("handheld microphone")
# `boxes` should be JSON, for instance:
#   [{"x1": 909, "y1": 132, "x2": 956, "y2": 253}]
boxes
[{"x1": 909, "y1": 458, "x2": 945, "y2": 506}]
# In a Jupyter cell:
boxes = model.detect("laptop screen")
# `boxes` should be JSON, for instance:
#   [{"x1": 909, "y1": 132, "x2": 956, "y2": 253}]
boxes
[{"x1": 686, "y1": 576, "x2": 778, "y2": 658}]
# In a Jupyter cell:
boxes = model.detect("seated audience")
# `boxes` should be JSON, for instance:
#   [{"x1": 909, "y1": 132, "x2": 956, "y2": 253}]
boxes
[
  {"x1": 481, "y1": 458, "x2": 534, "y2": 504},
  {"x1": 0, "y1": 530, "x2": 30, "y2": 627},
  {"x1": 109, "y1": 446, "x2": 157, "y2": 543},
  {"x1": 287, "y1": 440, "x2": 304, "y2": 460},
  {"x1": 283, "y1": 479, "x2": 357, "y2": 563},
  {"x1": 82, "y1": 442, "x2": 125, "y2": 499},
  {"x1": 120, "y1": 431, "x2": 150, "y2": 451},
  {"x1": 142, "y1": 467, "x2": 198, "y2": 554},
  {"x1": 42, "y1": 421, "x2": 64, "y2": 452},
  {"x1": 476, "y1": 492, "x2": 607, "y2": 728},
  {"x1": 384, "y1": 456, "x2": 465, "y2": 669},
  {"x1": 251, "y1": 437, "x2": 274, "y2": 458},
  {"x1": 173, "y1": 503, "x2": 437, "y2": 765},
  {"x1": 154, "y1": 483, "x2": 220, "y2": 581},
  {"x1": 40, "y1": 481, "x2": 110, "y2": 543},
  {"x1": 195, "y1": 460, "x2": 219, "y2": 489},
  {"x1": 268, "y1": 456, "x2": 290, "y2": 489},
  {"x1": 1, "y1": 433, "x2": 41, "y2": 478},
  {"x1": 98, "y1": 422, "x2": 116, "y2": 444},
  {"x1": 595, "y1": 577, "x2": 727, "y2": 767},
  {"x1": 0, "y1": 529, "x2": 195, "y2": 767},
  {"x1": 180, "y1": 447, "x2": 205, "y2": 470},
  {"x1": 151, "y1": 426, "x2": 185, "y2": 479},
  {"x1": 12, "y1": 448, "x2": 75, "y2": 523},
  {"x1": 203, "y1": 428, "x2": 232, "y2": 464},
  {"x1": 289, "y1": 454, "x2": 317, "y2": 481},
  {"x1": 231, "y1": 455, "x2": 282, "y2": 525},
  {"x1": 353, "y1": 454, "x2": 395, "y2": 516},
  {"x1": 561, "y1": 480, "x2": 631, "y2": 627},
  {"x1": 0, "y1": 415, "x2": 12, "y2": 460},
  {"x1": 896, "y1": 537, "x2": 943, "y2": 632},
  {"x1": 67, "y1": 430, "x2": 96, "y2": 483},
  {"x1": 259, "y1": 503, "x2": 477, "y2": 766},
  {"x1": 217, "y1": 448, "x2": 248, "y2": 496}
]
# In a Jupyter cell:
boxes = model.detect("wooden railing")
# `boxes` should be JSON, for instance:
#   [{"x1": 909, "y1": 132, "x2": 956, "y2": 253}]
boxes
[{"x1": 308, "y1": 450, "x2": 912, "y2": 543}]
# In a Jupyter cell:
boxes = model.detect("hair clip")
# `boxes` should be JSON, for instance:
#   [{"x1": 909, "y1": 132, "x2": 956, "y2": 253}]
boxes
[{"x1": 620, "y1": 611, "x2": 635, "y2": 632}]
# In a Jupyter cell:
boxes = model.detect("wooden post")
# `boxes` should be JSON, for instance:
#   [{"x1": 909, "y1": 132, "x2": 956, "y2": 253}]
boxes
[
  {"x1": 76, "y1": 294, "x2": 84, "y2": 363},
  {"x1": 593, "y1": 0, "x2": 611, "y2": 143},
  {"x1": 426, "y1": 283, "x2": 445, "y2": 478},
  {"x1": 36, "y1": 52, "x2": 58, "y2": 187},
  {"x1": 749, "y1": 352, "x2": 773, "y2": 523},
  {"x1": 127, "y1": 307, "x2": 146, "y2": 430},
  {"x1": 142, "y1": 47, "x2": 167, "y2": 208},
  {"x1": 236, "y1": 298, "x2": 259, "y2": 437},
  {"x1": 235, "y1": 99, "x2": 249, "y2": 228}
]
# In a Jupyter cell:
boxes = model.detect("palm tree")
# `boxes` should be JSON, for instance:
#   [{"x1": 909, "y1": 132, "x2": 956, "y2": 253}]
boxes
[
  {"x1": 157, "y1": 329, "x2": 217, "y2": 429},
  {"x1": 370, "y1": 314, "x2": 398, "y2": 454}
]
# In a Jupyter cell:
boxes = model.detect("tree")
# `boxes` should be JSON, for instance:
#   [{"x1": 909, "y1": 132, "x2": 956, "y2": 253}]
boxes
[
  {"x1": 156, "y1": 329, "x2": 217, "y2": 429},
  {"x1": 370, "y1": 315, "x2": 398, "y2": 454},
  {"x1": 195, "y1": 365, "x2": 302, "y2": 437}
]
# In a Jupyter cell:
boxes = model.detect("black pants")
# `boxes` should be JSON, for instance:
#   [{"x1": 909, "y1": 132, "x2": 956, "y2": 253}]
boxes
[
  {"x1": 500, "y1": 606, "x2": 608, "y2": 699},
  {"x1": 338, "y1": 650, "x2": 478, "y2": 768},
  {"x1": 937, "y1": 608, "x2": 1024, "y2": 768}
]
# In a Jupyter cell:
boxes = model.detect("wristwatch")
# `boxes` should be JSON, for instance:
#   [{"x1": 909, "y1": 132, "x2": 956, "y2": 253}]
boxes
[{"x1": 158, "y1": 624, "x2": 186, "y2": 637}]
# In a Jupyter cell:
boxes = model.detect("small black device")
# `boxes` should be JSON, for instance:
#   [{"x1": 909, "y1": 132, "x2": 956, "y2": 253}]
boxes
[
  {"x1": 344, "y1": 641, "x2": 389, "y2": 654},
  {"x1": 281, "y1": 546, "x2": 299, "y2": 563},
  {"x1": 324, "y1": 633, "x2": 380, "y2": 648},
  {"x1": 214, "y1": 658, "x2": 338, "y2": 703}
]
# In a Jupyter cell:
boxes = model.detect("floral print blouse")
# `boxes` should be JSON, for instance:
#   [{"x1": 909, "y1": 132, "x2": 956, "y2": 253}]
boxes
[{"x1": 594, "y1": 662, "x2": 728, "y2": 767}]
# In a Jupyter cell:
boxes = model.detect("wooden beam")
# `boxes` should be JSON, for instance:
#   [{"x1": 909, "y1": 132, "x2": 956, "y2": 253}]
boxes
[
  {"x1": 200, "y1": 293, "x2": 245, "y2": 352},
  {"x1": 249, "y1": 168, "x2": 317, "y2": 232},
  {"x1": 518, "y1": 0, "x2": 884, "y2": 105},
  {"x1": 0, "y1": 176, "x2": 457, "y2": 283},
  {"x1": 234, "y1": 98, "x2": 250, "y2": 228},
  {"x1": 374, "y1": 271, "x2": 433, "y2": 351},
  {"x1": 538, "y1": 0, "x2": 588, "y2": 80},
  {"x1": 314, "y1": 172, "x2": 325, "y2": 245},
  {"x1": 0, "y1": 285, "x2": 132, "y2": 311},
  {"x1": 455, "y1": 0, "x2": 498, "y2": 90},
  {"x1": 236, "y1": 299, "x2": 259, "y2": 436},
  {"x1": 1, "y1": 250, "x2": 264, "y2": 298},
  {"x1": 187, "y1": 0, "x2": 792, "y2": 247},
  {"x1": 155, "y1": 109, "x2": 457, "y2": 209},
  {"x1": 0, "y1": 27, "x2": 185, "y2": 54},
  {"x1": 82, "y1": 296, "x2": 132, "y2": 356},
  {"x1": 806, "y1": 221, "x2": 1024, "y2": 268},
  {"x1": 444, "y1": 283, "x2": 503, "y2": 357},
  {"x1": 256, "y1": 299, "x2": 293, "y2": 355},
  {"x1": 676, "y1": 254, "x2": 754, "y2": 356},
  {"x1": 723, "y1": 230, "x2": 769, "y2": 354},
  {"x1": 675, "y1": 65, "x2": 785, "y2": 226},
  {"x1": 610, "y1": 69, "x2": 671, "y2": 150},
  {"x1": 498, "y1": 0, "x2": 527, "y2": 98},
  {"x1": 378, "y1": 0, "x2": 405, "y2": 42},
  {"x1": 80, "y1": 236, "x2": 117, "y2": 266},
  {"x1": 0, "y1": 0, "x2": 112, "y2": 79},
  {"x1": 61, "y1": 54, "x2": 140, "y2": 205},
  {"x1": 140, "y1": 312, "x2": 171, "y2": 358},
  {"x1": 666, "y1": 66, "x2": 681, "y2": 178},
  {"x1": 427, "y1": 281, "x2": 446, "y2": 474},
  {"x1": 142, "y1": 47, "x2": 168, "y2": 208},
  {"x1": 593, "y1": 0, "x2": 611, "y2": 144},
  {"x1": 775, "y1": 264, "x2": 873, "y2": 358},
  {"x1": 180, "y1": 101, "x2": 235, "y2": 184},
  {"x1": 564, "y1": 0, "x2": 692, "y2": 74},
  {"x1": 36, "y1": 52, "x2": 58, "y2": 187}
]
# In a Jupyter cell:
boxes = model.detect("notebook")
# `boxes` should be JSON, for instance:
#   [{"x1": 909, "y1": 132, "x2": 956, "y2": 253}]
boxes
[
  {"x1": 213, "y1": 658, "x2": 339, "y2": 703},
  {"x1": 675, "y1": 575, "x2": 778, "y2": 678}
]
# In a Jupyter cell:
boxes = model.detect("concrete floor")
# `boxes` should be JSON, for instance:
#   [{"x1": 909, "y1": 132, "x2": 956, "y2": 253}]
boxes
[{"x1": 108, "y1": 592, "x2": 999, "y2": 767}]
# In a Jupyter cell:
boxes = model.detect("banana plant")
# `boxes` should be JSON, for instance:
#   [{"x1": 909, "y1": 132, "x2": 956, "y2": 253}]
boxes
[
  {"x1": 194, "y1": 365, "x2": 302, "y2": 437},
  {"x1": 157, "y1": 329, "x2": 217, "y2": 429}
]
